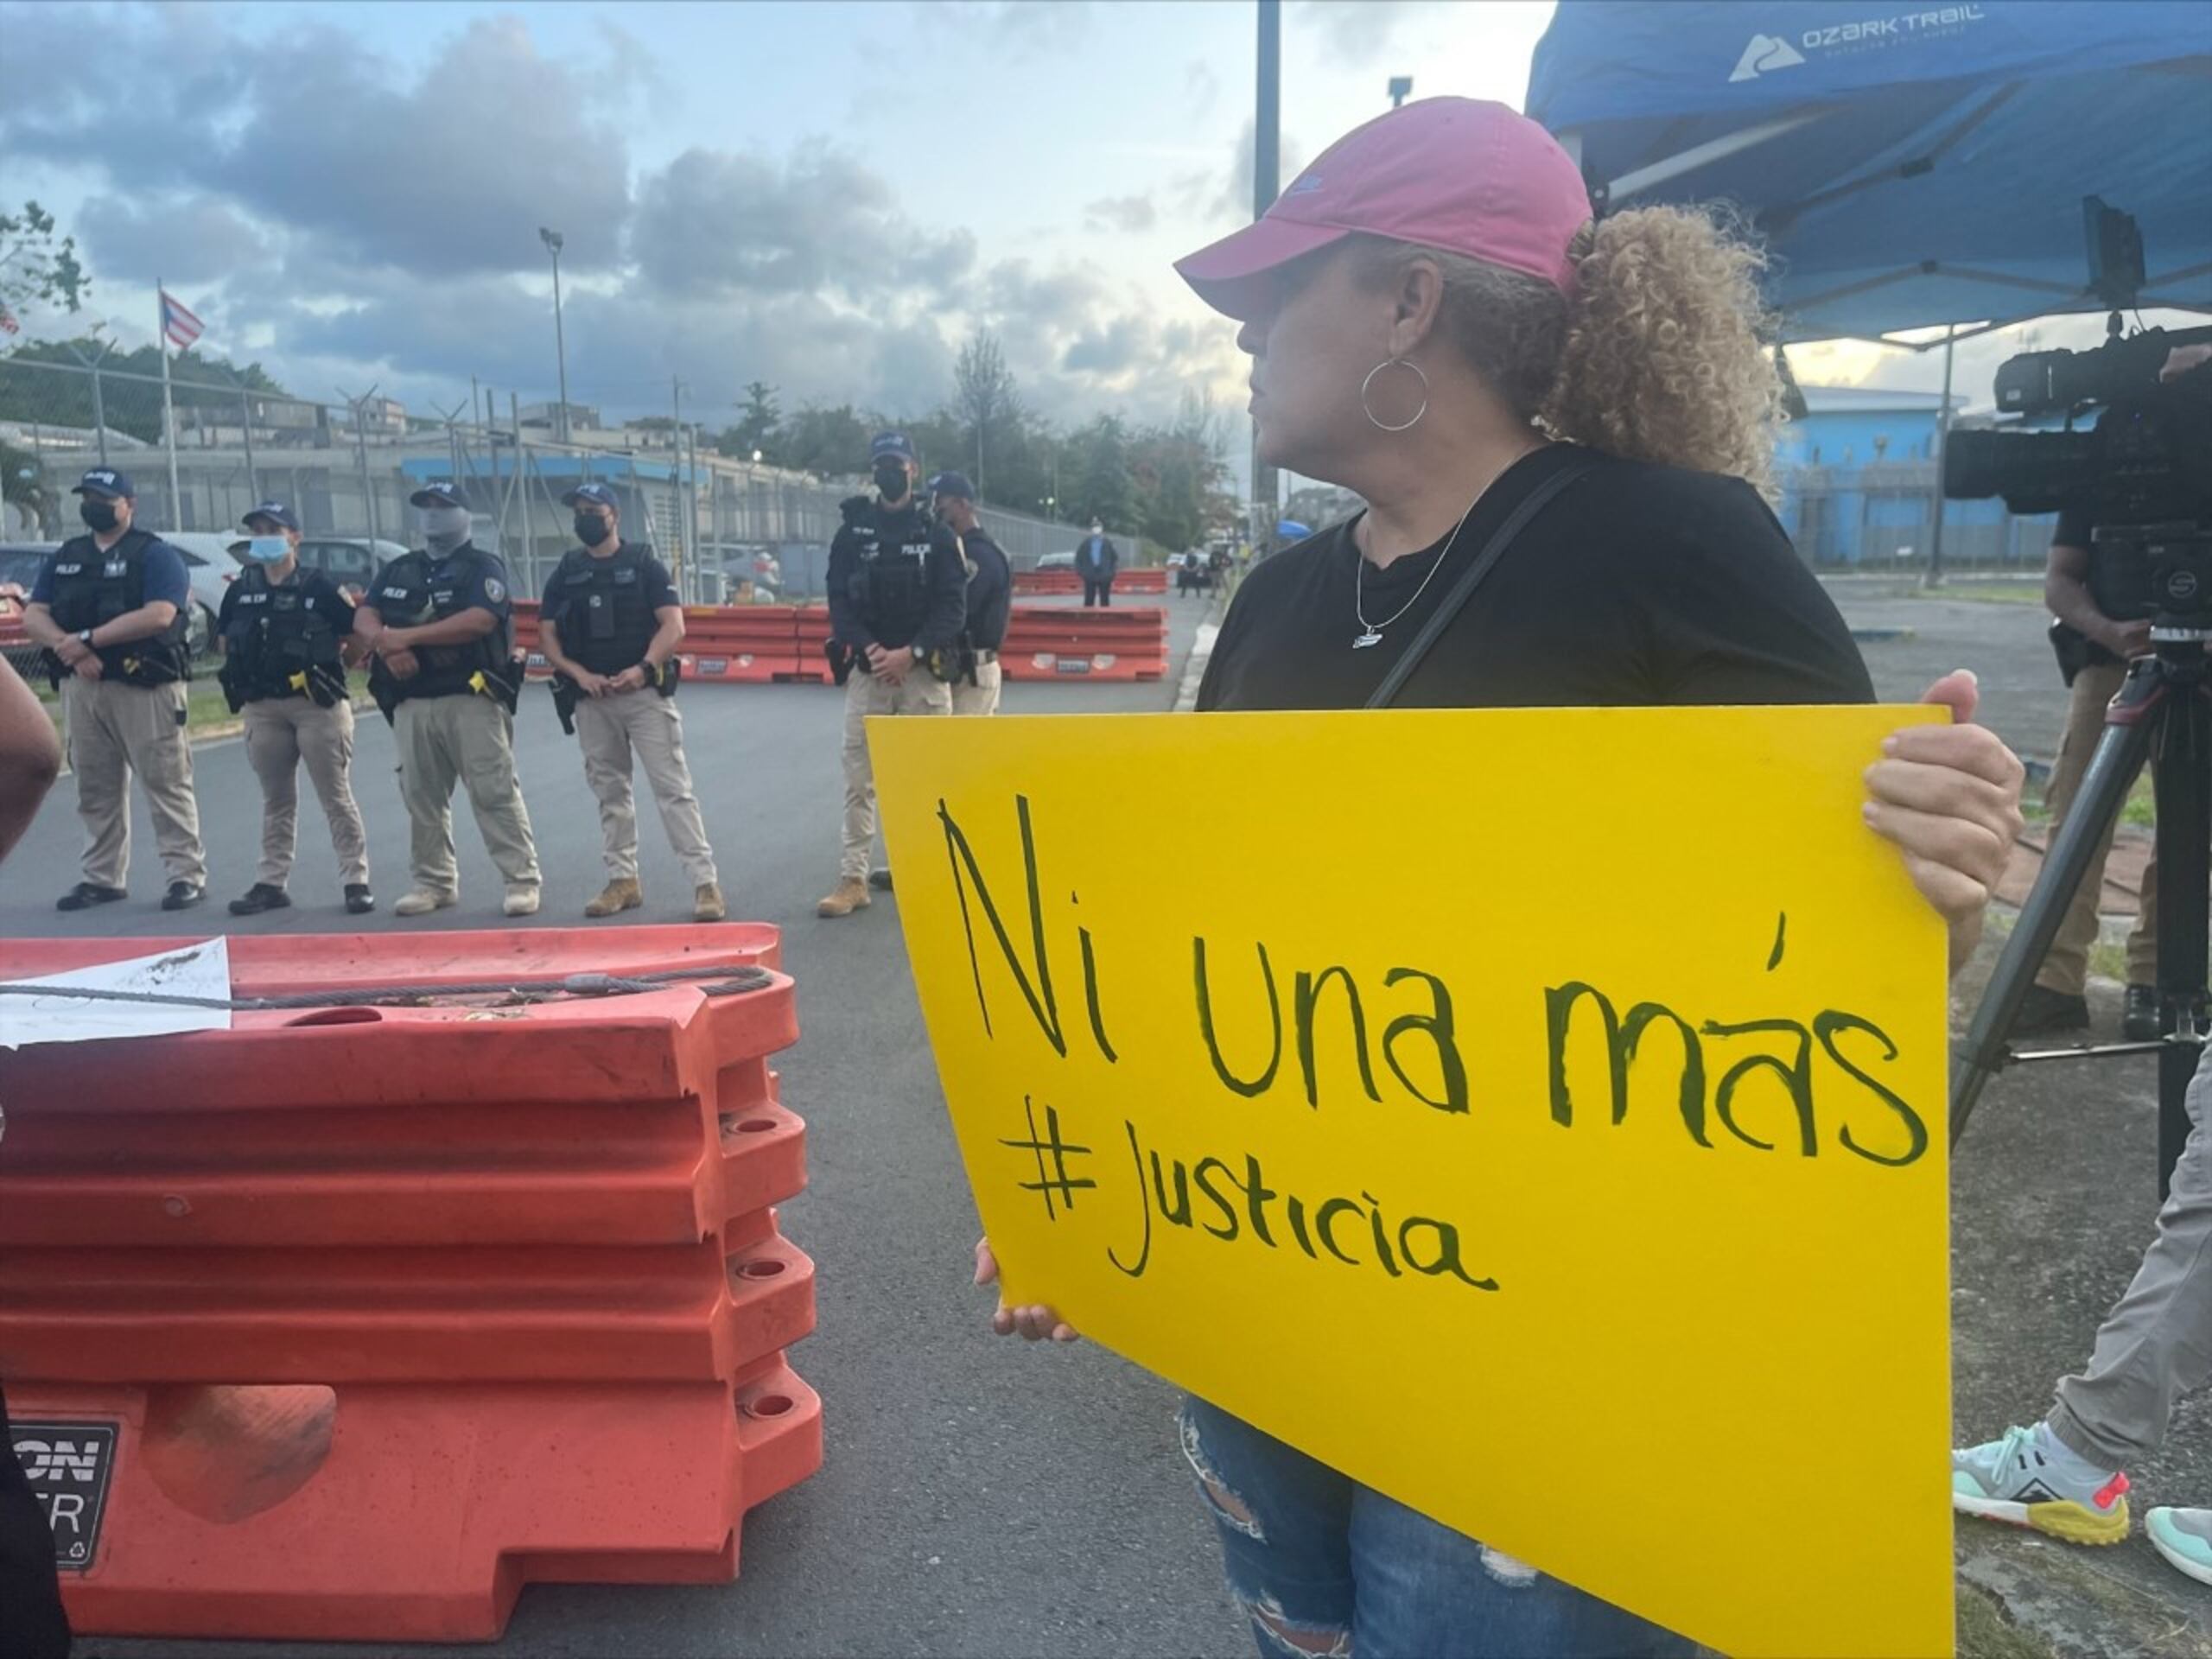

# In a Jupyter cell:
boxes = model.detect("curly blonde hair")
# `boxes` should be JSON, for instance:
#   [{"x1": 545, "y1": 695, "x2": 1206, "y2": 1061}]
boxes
[{"x1": 1353, "y1": 206, "x2": 1782, "y2": 497}]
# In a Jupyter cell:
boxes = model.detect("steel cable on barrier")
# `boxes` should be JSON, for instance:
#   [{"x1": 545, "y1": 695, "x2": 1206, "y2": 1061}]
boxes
[{"x1": 0, "y1": 963, "x2": 774, "y2": 1012}]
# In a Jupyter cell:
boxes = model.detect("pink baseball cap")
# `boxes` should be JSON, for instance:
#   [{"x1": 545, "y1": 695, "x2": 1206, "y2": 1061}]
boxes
[{"x1": 1175, "y1": 97, "x2": 1592, "y2": 322}]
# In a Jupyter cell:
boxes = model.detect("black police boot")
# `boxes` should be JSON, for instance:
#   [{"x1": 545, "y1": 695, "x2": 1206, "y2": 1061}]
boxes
[
  {"x1": 868, "y1": 868, "x2": 895, "y2": 892},
  {"x1": 162, "y1": 880, "x2": 207, "y2": 912},
  {"x1": 2010, "y1": 983, "x2": 2089, "y2": 1036},
  {"x1": 56, "y1": 882, "x2": 127, "y2": 912},
  {"x1": 229, "y1": 883, "x2": 291, "y2": 917},
  {"x1": 2123, "y1": 983, "x2": 2164, "y2": 1043},
  {"x1": 345, "y1": 884, "x2": 377, "y2": 915}
]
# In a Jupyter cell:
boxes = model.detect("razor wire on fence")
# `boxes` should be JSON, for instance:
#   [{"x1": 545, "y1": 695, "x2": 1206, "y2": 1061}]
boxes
[{"x1": 0, "y1": 355, "x2": 1107, "y2": 602}]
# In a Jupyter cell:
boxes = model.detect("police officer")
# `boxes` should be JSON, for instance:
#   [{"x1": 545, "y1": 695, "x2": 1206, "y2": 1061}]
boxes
[
  {"x1": 539, "y1": 483, "x2": 724, "y2": 923},
  {"x1": 355, "y1": 480, "x2": 542, "y2": 917},
  {"x1": 928, "y1": 471, "x2": 1009, "y2": 716},
  {"x1": 817, "y1": 431, "x2": 966, "y2": 918},
  {"x1": 22, "y1": 467, "x2": 208, "y2": 911},
  {"x1": 218, "y1": 500, "x2": 374, "y2": 916}
]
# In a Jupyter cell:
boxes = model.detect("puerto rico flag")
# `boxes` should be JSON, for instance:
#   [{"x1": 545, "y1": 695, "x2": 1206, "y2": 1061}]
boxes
[{"x1": 160, "y1": 289, "x2": 204, "y2": 350}]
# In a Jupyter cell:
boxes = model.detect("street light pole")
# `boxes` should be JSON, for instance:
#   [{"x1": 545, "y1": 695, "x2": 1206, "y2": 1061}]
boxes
[
  {"x1": 1389, "y1": 75, "x2": 1413, "y2": 108},
  {"x1": 1251, "y1": 0, "x2": 1282, "y2": 551},
  {"x1": 539, "y1": 227, "x2": 570, "y2": 444}
]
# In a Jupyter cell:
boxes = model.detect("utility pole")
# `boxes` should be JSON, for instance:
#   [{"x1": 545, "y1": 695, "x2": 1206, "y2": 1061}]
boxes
[
  {"x1": 1251, "y1": 0, "x2": 1283, "y2": 550},
  {"x1": 539, "y1": 227, "x2": 570, "y2": 442},
  {"x1": 67, "y1": 338, "x2": 116, "y2": 467},
  {"x1": 337, "y1": 383, "x2": 381, "y2": 543},
  {"x1": 671, "y1": 375, "x2": 688, "y2": 598},
  {"x1": 1928, "y1": 323, "x2": 1958, "y2": 588}
]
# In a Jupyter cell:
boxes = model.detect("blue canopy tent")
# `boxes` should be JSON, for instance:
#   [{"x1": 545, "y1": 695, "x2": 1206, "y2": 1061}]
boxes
[
  {"x1": 1526, "y1": 1, "x2": 2212, "y2": 346},
  {"x1": 1526, "y1": 0, "x2": 2211, "y2": 574}
]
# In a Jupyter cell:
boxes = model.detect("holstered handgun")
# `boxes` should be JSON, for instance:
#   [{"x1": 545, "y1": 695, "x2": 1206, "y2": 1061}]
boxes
[
  {"x1": 469, "y1": 662, "x2": 523, "y2": 715},
  {"x1": 825, "y1": 639, "x2": 855, "y2": 687},
  {"x1": 550, "y1": 672, "x2": 580, "y2": 735},
  {"x1": 645, "y1": 658, "x2": 681, "y2": 697}
]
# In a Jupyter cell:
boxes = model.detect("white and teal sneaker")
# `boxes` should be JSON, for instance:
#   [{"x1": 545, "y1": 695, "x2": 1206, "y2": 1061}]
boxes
[
  {"x1": 1953, "y1": 1424, "x2": 2131, "y2": 1545},
  {"x1": 2147, "y1": 1507, "x2": 2212, "y2": 1586}
]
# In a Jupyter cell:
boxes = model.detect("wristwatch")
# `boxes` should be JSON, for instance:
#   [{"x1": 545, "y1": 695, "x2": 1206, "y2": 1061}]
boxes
[{"x1": 77, "y1": 629, "x2": 94, "y2": 648}]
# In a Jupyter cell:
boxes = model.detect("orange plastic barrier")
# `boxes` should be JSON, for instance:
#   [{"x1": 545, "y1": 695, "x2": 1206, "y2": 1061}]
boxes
[
  {"x1": 1001, "y1": 604, "x2": 1169, "y2": 681},
  {"x1": 512, "y1": 601, "x2": 820, "y2": 683},
  {"x1": 0, "y1": 930, "x2": 819, "y2": 1643},
  {"x1": 1012, "y1": 566, "x2": 1168, "y2": 596}
]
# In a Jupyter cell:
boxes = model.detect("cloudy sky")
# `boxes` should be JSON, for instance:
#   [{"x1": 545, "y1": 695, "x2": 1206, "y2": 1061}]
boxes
[
  {"x1": 1, "y1": 0, "x2": 2159, "y2": 483},
  {"x1": 0, "y1": 0, "x2": 1562, "y2": 444}
]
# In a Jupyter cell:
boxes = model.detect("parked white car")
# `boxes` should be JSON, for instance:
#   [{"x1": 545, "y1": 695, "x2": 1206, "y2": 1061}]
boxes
[{"x1": 160, "y1": 532, "x2": 250, "y2": 656}]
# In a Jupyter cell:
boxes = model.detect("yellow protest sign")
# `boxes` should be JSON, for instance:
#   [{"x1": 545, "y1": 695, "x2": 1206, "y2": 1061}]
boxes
[{"x1": 874, "y1": 706, "x2": 1953, "y2": 1659}]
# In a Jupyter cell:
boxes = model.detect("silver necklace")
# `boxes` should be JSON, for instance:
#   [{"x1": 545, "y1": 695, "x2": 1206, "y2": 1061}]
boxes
[{"x1": 1352, "y1": 487, "x2": 1484, "y2": 650}]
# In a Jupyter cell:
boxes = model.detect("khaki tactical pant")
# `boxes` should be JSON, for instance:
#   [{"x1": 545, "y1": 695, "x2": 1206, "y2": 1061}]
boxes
[
  {"x1": 574, "y1": 688, "x2": 717, "y2": 887},
  {"x1": 2048, "y1": 1048, "x2": 2212, "y2": 1466},
  {"x1": 951, "y1": 658, "x2": 1002, "y2": 718},
  {"x1": 842, "y1": 667, "x2": 950, "y2": 880},
  {"x1": 2037, "y1": 661, "x2": 2158, "y2": 995},
  {"x1": 245, "y1": 696, "x2": 370, "y2": 887},
  {"x1": 62, "y1": 674, "x2": 206, "y2": 889},
  {"x1": 393, "y1": 693, "x2": 540, "y2": 895}
]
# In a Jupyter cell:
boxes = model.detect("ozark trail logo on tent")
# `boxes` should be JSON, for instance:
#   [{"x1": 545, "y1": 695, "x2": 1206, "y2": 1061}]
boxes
[{"x1": 1730, "y1": 33, "x2": 1807, "y2": 82}]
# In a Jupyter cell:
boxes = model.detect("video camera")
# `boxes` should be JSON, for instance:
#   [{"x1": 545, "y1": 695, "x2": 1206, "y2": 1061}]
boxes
[{"x1": 1942, "y1": 202, "x2": 2212, "y2": 624}]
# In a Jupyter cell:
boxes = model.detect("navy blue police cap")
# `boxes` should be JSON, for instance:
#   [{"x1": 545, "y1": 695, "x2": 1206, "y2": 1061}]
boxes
[
  {"x1": 409, "y1": 480, "x2": 466, "y2": 507},
  {"x1": 870, "y1": 431, "x2": 918, "y2": 465},
  {"x1": 73, "y1": 467, "x2": 136, "y2": 499},
  {"x1": 561, "y1": 482, "x2": 619, "y2": 509},
  {"x1": 241, "y1": 500, "x2": 301, "y2": 531}
]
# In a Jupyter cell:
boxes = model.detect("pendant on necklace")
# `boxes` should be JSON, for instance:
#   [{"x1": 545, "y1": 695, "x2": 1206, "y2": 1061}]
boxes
[{"x1": 1352, "y1": 627, "x2": 1384, "y2": 650}]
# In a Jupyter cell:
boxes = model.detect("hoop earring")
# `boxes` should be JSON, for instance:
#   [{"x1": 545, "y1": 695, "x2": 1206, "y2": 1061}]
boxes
[{"x1": 1360, "y1": 357, "x2": 1429, "y2": 433}]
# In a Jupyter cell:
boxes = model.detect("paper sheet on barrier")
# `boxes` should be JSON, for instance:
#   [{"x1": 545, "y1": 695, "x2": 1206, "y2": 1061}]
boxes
[{"x1": 0, "y1": 938, "x2": 232, "y2": 1049}]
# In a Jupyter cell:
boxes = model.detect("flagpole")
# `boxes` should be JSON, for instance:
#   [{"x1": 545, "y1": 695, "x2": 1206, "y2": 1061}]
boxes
[{"x1": 156, "y1": 280, "x2": 184, "y2": 531}]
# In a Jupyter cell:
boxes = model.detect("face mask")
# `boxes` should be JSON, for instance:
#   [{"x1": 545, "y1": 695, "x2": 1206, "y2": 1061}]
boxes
[
  {"x1": 79, "y1": 499, "x2": 119, "y2": 533},
  {"x1": 575, "y1": 512, "x2": 612, "y2": 545},
  {"x1": 420, "y1": 505, "x2": 471, "y2": 554},
  {"x1": 874, "y1": 462, "x2": 912, "y2": 500},
  {"x1": 245, "y1": 536, "x2": 291, "y2": 564}
]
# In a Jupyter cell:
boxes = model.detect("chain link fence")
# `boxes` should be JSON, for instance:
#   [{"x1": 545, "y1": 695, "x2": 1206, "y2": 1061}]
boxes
[
  {"x1": 0, "y1": 355, "x2": 1101, "y2": 603},
  {"x1": 1776, "y1": 459, "x2": 2057, "y2": 574}
]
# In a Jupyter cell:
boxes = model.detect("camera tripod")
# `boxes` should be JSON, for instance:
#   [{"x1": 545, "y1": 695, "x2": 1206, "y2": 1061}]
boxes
[{"x1": 1953, "y1": 632, "x2": 2209, "y2": 1198}]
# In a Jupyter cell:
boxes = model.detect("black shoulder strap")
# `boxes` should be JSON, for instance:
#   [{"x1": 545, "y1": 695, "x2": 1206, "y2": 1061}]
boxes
[{"x1": 1363, "y1": 452, "x2": 1599, "y2": 710}]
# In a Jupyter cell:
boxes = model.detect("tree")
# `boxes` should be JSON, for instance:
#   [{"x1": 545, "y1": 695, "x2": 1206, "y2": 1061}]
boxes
[
  {"x1": 0, "y1": 337, "x2": 289, "y2": 444},
  {"x1": 0, "y1": 201, "x2": 89, "y2": 324},
  {"x1": 1065, "y1": 414, "x2": 1137, "y2": 531},
  {"x1": 953, "y1": 331, "x2": 1021, "y2": 499},
  {"x1": 721, "y1": 380, "x2": 781, "y2": 461},
  {"x1": 772, "y1": 403, "x2": 875, "y2": 477}
]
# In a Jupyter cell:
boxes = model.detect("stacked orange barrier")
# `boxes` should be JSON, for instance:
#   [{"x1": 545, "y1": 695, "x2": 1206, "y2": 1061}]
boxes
[
  {"x1": 790, "y1": 605, "x2": 836, "y2": 683},
  {"x1": 512, "y1": 601, "x2": 826, "y2": 683},
  {"x1": 0, "y1": 928, "x2": 820, "y2": 1643},
  {"x1": 1012, "y1": 566, "x2": 1167, "y2": 596},
  {"x1": 1001, "y1": 604, "x2": 1168, "y2": 681}
]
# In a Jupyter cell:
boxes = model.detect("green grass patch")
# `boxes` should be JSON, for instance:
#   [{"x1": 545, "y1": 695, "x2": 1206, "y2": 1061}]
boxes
[{"x1": 1923, "y1": 582, "x2": 2046, "y2": 605}]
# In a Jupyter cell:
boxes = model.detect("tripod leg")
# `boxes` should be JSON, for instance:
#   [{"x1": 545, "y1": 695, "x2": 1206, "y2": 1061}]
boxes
[
  {"x1": 2152, "y1": 684, "x2": 2210, "y2": 1199},
  {"x1": 1952, "y1": 673, "x2": 2164, "y2": 1144}
]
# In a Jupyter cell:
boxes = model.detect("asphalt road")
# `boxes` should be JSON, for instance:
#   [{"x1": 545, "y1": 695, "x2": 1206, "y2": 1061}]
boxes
[
  {"x1": 15, "y1": 594, "x2": 1247, "y2": 1659},
  {"x1": 14, "y1": 581, "x2": 2190, "y2": 1659}
]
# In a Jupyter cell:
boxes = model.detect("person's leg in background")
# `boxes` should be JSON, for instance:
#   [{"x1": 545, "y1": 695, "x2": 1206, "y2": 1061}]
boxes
[
  {"x1": 2024, "y1": 660, "x2": 2136, "y2": 1033},
  {"x1": 951, "y1": 659, "x2": 1001, "y2": 717},
  {"x1": 1955, "y1": 1046, "x2": 2212, "y2": 1583},
  {"x1": 243, "y1": 698, "x2": 303, "y2": 893},
  {"x1": 822, "y1": 670, "x2": 895, "y2": 914},
  {"x1": 393, "y1": 697, "x2": 462, "y2": 909},
  {"x1": 62, "y1": 673, "x2": 131, "y2": 895},
  {"x1": 119, "y1": 680, "x2": 206, "y2": 899}
]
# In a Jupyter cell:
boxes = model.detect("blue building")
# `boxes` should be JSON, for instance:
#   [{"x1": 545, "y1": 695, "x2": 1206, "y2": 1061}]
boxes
[{"x1": 1774, "y1": 385, "x2": 2051, "y2": 569}]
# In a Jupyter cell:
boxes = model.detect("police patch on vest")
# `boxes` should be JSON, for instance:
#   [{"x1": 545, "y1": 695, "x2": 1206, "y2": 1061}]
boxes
[{"x1": 485, "y1": 577, "x2": 507, "y2": 603}]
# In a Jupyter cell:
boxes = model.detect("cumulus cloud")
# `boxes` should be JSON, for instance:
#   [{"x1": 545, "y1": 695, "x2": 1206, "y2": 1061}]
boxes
[
  {"x1": 1174, "y1": 123, "x2": 1310, "y2": 229},
  {"x1": 1084, "y1": 195, "x2": 1158, "y2": 235},
  {"x1": 632, "y1": 143, "x2": 973, "y2": 301},
  {"x1": 0, "y1": 3, "x2": 1228, "y2": 443},
  {"x1": 1294, "y1": 0, "x2": 1423, "y2": 63},
  {"x1": 81, "y1": 196, "x2": 270, "y2": 287}
]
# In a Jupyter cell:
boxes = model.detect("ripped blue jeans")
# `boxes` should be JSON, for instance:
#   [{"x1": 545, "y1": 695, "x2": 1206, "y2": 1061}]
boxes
[{"x1": 1179, "y1": 1398, "x2": 1694, "y2": 1659}]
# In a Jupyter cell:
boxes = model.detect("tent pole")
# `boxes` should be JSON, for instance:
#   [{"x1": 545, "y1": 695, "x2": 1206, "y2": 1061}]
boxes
[{"x1": 1927, "y1": 324, "x2": 1957, "y2": 588}]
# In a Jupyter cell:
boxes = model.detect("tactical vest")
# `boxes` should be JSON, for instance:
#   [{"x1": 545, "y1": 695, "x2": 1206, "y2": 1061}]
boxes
[
  {"x1": 222, "y1": 565, "x2": 346, "y2": 704},
  {"x1": 549, "y1": 542, "x2": 659, "y2": 676},
  {"x1": 44, "y1": 528, "x2": 192, "y2": 685},
  {"x1": 365, "y1": 544, "x2": 508, "y2": 703},
  {"x1": 848, "y1": 501, "x2": 938, "y2": 650}
]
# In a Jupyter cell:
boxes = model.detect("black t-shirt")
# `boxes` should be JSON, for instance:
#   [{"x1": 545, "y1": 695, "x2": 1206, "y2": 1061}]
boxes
[{"x1": 1197, "y1": 445, "x2": 1874, "y2": 714}]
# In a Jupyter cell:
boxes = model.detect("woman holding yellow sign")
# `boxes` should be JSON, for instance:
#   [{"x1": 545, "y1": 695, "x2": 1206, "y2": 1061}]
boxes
[{"x1": 976, "y1": 96, "x2": 2023, "y2": 1658}]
